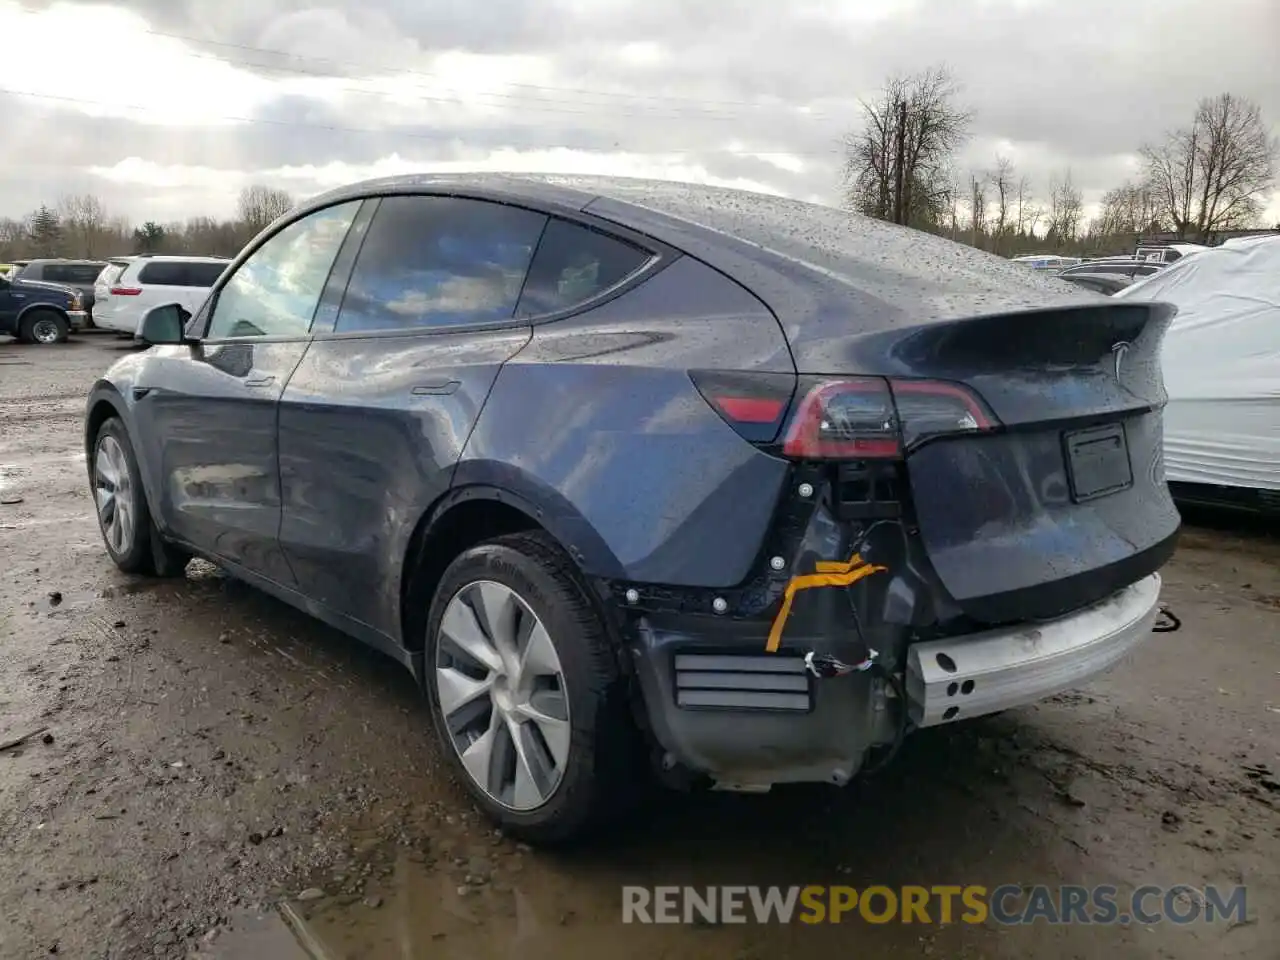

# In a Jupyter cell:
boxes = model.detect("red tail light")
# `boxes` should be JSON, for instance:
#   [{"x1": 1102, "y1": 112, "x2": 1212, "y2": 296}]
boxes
[
  {"x1": 782, "y1": 376, "x2": 995, "y2": 459},
  {"x1": 110, "y1": 286, "x2": 142, "y2": 296},
  {"x1": 689, "y1": 370, "x2": 795, "y2": 443},
  {"x1": 691, "y1": 370, "x2": 996, "y2": 457}
]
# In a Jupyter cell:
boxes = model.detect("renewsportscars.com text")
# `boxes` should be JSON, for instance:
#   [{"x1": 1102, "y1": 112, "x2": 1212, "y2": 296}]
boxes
[{"x1": 622, "y1": 884, "x2": 1247, "y2": 926}]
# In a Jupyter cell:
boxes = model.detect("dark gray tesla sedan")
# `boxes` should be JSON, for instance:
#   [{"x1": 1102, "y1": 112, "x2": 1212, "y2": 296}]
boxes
[{"x1": 84, "y1": 174, "x2": 1179, "y2": 842}]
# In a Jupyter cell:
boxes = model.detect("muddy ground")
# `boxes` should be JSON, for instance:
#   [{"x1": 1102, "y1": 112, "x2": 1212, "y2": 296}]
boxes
[{"x1": 0, "y1": 334, "x2": 1276, "y2": 960}]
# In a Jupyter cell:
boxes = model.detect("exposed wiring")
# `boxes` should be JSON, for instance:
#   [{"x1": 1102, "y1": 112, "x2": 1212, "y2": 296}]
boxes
[
  {"x1": 841, "y1": 583, "x2": 907, "y2": 778},
  {"x1": 860, "y1": 663, "x2": 909, "y2": 778},
  {"x1": 766, "y1": 552, "x2": 887, "y2": 652},
  {"x1": 1153, "y1": 606, "x2": 1181, "y2": 633}
]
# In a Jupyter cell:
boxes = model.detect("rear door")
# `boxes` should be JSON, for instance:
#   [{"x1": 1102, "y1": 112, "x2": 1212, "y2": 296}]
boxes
[
  {"x1": 130, "y1": 201, "x2": 362, "y2": 584},
  {"x1": 277, "y1": 194, "x2": 551, "y2": 637}
]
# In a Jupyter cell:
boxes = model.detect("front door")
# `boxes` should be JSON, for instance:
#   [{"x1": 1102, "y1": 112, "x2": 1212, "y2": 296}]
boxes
[
  {"x1": 0, "y1": 279, "x2": 19, "y2": 335},
  {"x1": 131, "y1": 200, "x2": 363, "y2": 585}
]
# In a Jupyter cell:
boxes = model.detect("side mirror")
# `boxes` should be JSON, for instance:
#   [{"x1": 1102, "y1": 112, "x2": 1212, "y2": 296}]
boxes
[{"x1": 137, "y1": 303, "x2": 192, "y2": 345}]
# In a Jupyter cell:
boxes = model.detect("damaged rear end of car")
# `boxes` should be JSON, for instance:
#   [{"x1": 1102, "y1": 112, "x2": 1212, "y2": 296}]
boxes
[{"x1": 585, "y1": 183, "x2": 1180, "y2": 793}]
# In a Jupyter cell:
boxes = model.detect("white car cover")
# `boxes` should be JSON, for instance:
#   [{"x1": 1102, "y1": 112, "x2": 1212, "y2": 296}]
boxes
[{"x1": 1115, "y1": 235, "x2": 1280, "y2": 491}]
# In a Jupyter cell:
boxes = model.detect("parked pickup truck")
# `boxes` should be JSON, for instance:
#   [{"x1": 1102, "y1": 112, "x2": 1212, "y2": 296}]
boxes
[{"x1": 0, "y1": 272, "x2": 88, "y2": 344}]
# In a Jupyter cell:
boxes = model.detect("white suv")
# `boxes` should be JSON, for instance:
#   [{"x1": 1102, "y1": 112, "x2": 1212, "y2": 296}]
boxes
[{"x1": 93, "y1": 256, "x2": 231, "y2": 336}]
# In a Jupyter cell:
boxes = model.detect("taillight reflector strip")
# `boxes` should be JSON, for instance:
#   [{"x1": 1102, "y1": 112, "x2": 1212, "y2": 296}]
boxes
[
  {"x1": 110, "y1": 286, "x2": 142, "y2": 296},
  {"x1": 712, "y1": 396, "x2": 787, "y2": 424}
]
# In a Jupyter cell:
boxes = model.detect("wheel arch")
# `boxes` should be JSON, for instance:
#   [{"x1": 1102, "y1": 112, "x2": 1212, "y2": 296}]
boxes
[
  {"x1": 83, "y1": 385, "x2": 164, "y2": 521},
  {"x1": 399, "y1": 470, "x2": 627, "y2": 654},
  {"x1": 84, "y1": 385, "x2": 128, "y2": 460},
  {"x1": 17, "y1": 303, "x2": 71, "y2": 325}
]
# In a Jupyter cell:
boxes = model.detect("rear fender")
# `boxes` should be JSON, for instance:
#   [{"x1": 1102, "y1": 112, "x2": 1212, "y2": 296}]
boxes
[{"x1": 441, "y1": 464, "x2": 627, "y2": 579}]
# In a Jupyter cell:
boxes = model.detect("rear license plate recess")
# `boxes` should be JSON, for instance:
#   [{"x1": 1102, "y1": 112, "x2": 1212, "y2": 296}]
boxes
[{"x1": 1064, "y1": 423, "x2": 1133, "y2": 502}]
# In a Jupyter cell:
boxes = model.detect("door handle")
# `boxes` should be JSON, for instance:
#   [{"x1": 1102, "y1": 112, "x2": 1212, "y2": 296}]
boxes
[
  {"x1": 411, "y1": 380, "x2": 461, "y2": 396},
  {"x1": 245, "y1": 375, "x2": 276, "y2": 387}
]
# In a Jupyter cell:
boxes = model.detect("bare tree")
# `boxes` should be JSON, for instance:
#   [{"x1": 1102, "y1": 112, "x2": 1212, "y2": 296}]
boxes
[
  {"x1": 0, "y1": 217, "x2": 25, "y2": 259},
  {"x1": 967, "y1": 172, "x2": 988, "y2": 248},
  {"x1": 842, "y1": 66, "x2": 972, "y2": 229},
  {"x1": 1096, "y1": 181, "x2": 1163, "y2": 237},
  {"x1": 1141, "y1": 93, "x2": 1276, "y2": 241},
  {"x1": 58, "y1": 193, "x2": 109, "y2": 258},
  {"x1": 236, "y1": 185, "x2": 294, "y2": 235},
  {"x1": 987, "y1": 155, "x2": 1015, "y2": 253},
  {"x1": 1046, "y1": 170, "x2": 1084, "y2": 244},
  {"x1": 1014, "y1": 175, "x2": 1032, "y2": 238}
]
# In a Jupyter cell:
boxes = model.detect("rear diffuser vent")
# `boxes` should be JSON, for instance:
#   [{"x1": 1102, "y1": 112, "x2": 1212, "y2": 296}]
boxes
[{"x1": 673, "y1": 654, "x2": 811, "y2": 712}]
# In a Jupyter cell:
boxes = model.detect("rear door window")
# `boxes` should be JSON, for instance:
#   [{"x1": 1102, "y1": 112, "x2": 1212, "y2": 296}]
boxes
[
  {"x1": 334, "y1": 196, "x2": 547, "y2": 334},
  {"x1": 516, "y1": 219, "x2": 651, "y2": 317},
  {"x1": 138, "y1": 261, "x2": 192, "y2": 286}
]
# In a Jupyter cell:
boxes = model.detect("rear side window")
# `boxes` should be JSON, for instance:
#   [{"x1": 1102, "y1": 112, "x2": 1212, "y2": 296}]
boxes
[
  {"x1": 137, "y1": 261, "x2": 223, "y2": 286},
  {"x1": 516, "y1": 219, "x2": 650, "y2": 317},
  {"x1": 186, "y1": 262, "x2": 229, "y2": 287},
  {"x1": 99, "y1": 263, "x2": 128, "y2": 286},
  {"x1": 44, "y1": 264, "x2": 104, "y2": 284},
  {"x1": 335, "y1": 196, "x2": 547, "y2": 334}
]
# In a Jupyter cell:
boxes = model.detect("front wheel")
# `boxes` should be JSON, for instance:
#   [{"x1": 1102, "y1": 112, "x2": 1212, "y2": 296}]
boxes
[
  {"x1": 19, "y1": 310, "x2": 68, "y2": 344},
  {"x1": 424, "y1": 532, "x2": 638, "y2": 844},
  {"x1": 91, "y1": 418, "x2": 191, "y2": 576}
]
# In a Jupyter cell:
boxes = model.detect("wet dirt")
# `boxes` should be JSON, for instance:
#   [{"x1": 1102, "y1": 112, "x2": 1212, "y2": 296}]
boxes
[{"x1": 1, "y1": 336, "x2": 1276, "y2": 959}]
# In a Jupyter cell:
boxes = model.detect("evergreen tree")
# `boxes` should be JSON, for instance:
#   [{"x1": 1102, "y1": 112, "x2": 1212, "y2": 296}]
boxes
[{"x1": 28, "y1": 205, "x2": 62, "y2": 256}]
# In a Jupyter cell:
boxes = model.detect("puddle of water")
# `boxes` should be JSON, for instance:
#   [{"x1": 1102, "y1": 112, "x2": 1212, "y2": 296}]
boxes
[
  {"x1": 198, "y1": 908, "x2": 311, "y2": 960},
  {"x1": 286, "y1": 841, "x2": 990, "y2": 960}
]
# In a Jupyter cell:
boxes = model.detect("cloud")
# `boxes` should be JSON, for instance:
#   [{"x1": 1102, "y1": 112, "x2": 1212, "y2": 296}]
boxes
[{"x1": 1, "y1": 0, "x2": 1277, "y2": 227}]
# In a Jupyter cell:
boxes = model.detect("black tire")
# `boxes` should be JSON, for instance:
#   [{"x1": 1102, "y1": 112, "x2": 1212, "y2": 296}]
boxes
[
  {"x1": 19, "y1": 310, "x2": 68, "y2": 345},
  {"x1": 423, "y1": 531, "x2": 638, "y2": 845},
  {"x1": 90, "y1": 417, "x2": 191, "y2": 577}
]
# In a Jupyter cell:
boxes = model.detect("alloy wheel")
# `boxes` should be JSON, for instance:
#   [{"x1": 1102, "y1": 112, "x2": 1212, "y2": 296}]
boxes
[
  {"x1": 94, "y1": 435, "x2": 135, "y2": 556},
  {"x1": 31, "y1": 318, "x2": 61, "y2": 343},
  {"x1": 434, "y1": 580, "x2": 571, "y2": 811}
]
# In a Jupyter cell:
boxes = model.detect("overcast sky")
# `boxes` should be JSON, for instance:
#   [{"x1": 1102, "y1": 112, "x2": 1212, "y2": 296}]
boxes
[{"x1": 1, "y1": 0, "x2": 1277, "y2": 227}]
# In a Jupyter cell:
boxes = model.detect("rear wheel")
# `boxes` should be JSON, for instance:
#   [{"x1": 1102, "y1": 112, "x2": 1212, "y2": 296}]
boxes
[
  {"x1": 423, "y1": 531, "x2": 637, "y2": 844},
  {"x1": 19, "y1": 310, "x2": 68, "y2": 345},
  {"x1": 91, "y1": 418, "x2": 191, "y2": 577}
]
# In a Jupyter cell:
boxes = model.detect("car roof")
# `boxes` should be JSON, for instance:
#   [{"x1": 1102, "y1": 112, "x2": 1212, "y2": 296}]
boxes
[
  {"x1": 21, "y1": 257, "x2": 107, "y2": 266},
  {"x1": 297, "y1": 173, "x2": 1096, "y2": 329},
  {"x1": 128, "y1": 255, "x2": 232, "y2": 264}
]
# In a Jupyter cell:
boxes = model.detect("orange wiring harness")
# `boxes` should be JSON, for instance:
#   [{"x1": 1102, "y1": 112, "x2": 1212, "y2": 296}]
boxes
[{"x1": 765, "y1": 553, "x2": 887, "y2": 653}]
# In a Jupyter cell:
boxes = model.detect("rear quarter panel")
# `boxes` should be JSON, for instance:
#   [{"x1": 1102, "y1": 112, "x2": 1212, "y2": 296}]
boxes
[{"x1": 458, "y1": 254, "x2": 796, "y2": 589}]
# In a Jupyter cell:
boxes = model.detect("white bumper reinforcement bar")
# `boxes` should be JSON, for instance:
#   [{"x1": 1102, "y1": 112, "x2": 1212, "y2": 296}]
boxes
[{"x1": 905, "y1": 574, "x2": 1163, "y2": 728}]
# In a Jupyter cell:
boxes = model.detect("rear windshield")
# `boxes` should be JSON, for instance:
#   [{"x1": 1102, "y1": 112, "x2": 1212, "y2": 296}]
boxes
[
  {"x1": 137, "y1": 261, "x2": 228, "y2": 287},
  {"x1": 99, "y1": 263, "x2": 128, "y2": 285},
  {"x1": 583, "y1": 178, "x2": 1083, "y2": 323}
]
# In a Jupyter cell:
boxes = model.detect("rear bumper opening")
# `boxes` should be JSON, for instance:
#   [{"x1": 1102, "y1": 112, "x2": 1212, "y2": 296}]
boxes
[
  {"x1": 625, "y1": 573, "x2": 1162, "y2": 788},
  {"x1": 628, "y1": 615, "x2": 892, "y2": 789},
  {"x1": 906, "y1": 573, "x2": 1162, "y2": 728}
]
